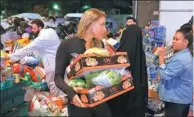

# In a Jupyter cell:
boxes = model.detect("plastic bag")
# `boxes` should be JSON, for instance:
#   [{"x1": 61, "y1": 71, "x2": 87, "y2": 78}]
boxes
[
  {"x1": 20, "y1": 56, "x2": 40, "y2": 67},
  {"x1": 28, "y1": 93, "x2": 47, "y2": 116},
  {"x1": 147, "y1": 99, "x2": 164, "y2": 113},
  {"x1": 92, "y1": 71, "x2": 114, "y2": 87},
  {"x1": 1, "y1": 31, "x2": 19, "y2": 44},
  {"x1": 91, "y1": 68, "x2": 130, "y2": 87},
  {"x1": 60, "y1": 107, "x2": 68, "y2": 116},
  {"x1": 40, "y1": 104, "x2": 53, "y2": 116},
  {"x1": 67, "y1": 68, "x2": 130, "y2": 88},
  {"x1": 24, "y1": 87, "x2": 35, "y2": 101},
  {"x1": 28, "y1": 92, "x2": 52, "y2": 116},
  {"x1": 113, "y1": 68, "x2": 131, "y2": 76}
]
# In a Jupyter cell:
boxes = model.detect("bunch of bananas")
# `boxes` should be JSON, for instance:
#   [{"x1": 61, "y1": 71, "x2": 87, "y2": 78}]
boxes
[{"x1": 84, "y1": 48, "x2": 111, "y2": 57}]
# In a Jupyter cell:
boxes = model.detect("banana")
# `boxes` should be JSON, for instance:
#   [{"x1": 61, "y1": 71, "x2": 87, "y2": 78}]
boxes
[{"x1": 84, "y1": 47, "x2": 111, "y2": 57}]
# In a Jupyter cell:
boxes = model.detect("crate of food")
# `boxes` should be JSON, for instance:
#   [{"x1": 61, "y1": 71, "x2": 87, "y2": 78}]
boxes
[
  {"x1": 68, "y1": 72, "x2": 134, "y2": 107},
  {"x1": 66, "y1": 52, "x2": 130, "y2": 80}
]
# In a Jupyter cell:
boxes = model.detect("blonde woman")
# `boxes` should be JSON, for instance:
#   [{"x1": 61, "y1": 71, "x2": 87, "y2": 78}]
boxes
[{"x1": 54, "y1": 8, "x2": 112, "y2": 116}]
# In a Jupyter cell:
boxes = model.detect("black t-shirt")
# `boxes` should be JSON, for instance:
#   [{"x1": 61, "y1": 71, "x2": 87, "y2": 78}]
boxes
[
  {"x1": 54, "y1": 37, "x2": 87, "y2": 101},
  {"x1": 0, "y1": 40, "x2": 3, "y2": 50},
  {"x1": 55, "y1": 37, "x2": 105, "y2": 101}
]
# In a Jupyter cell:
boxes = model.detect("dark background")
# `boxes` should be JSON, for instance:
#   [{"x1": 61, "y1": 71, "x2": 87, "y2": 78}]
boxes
[{"x1": 1, "y1": 0, "x2": 133, "y2": 18}]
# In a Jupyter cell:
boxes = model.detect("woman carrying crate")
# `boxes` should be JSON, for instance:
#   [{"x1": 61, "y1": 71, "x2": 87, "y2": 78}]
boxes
[{"x1": 54, "y1": 8, "x2": 112, "y2": 117}]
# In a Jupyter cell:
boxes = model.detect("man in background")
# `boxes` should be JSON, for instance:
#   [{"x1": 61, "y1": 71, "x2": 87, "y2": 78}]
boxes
[
  {"x1": 4, "y1": 19, "x2": 64, "y2": 97},
  {"x1": 126, "y1": 16, "x2": 137, "y2": 26}
]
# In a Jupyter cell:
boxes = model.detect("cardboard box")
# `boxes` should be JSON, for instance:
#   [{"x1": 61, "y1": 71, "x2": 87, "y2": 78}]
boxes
[
  {"x1": 106, "y1": 38, "x2": 120, "y2": 52},
  {"x1": 66, "y1": 52, "x2": 130, "y2": 80},
  {"x1": 149, "y1": 89, "x2": 159, "y2": 100},
  {"x1": 76, "y1": 73, "x2": 134, "y2": 107}
]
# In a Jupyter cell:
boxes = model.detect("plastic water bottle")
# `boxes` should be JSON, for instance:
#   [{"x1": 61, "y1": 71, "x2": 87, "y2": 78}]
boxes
[{"x1": 149, "y1": 66, "x2": 157, "y2": 79}]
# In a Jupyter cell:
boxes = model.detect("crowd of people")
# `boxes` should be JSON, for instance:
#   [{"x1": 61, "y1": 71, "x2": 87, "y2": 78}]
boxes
[{"x1": 1, "y1": 8, "x2": 193, "y2": 117}]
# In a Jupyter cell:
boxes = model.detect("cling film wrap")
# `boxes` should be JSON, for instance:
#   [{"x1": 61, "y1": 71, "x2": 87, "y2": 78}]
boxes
[
  {"x1": 91, "y1": 68, "x2": 130, "y2": 87},
  {"x1": 92, "y1": 72, "x2": 113, "y2": 87},
  {"x1": 66, "y1": 68, "x2": 131, "y2": 89},
  {"x1": 66, "y1": 66, "x2": 134, "y2": 107}
]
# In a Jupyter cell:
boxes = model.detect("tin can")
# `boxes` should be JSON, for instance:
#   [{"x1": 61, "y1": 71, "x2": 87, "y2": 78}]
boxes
[{"x1": 13, "y1": 74, "x2": 20, "y2": 83}]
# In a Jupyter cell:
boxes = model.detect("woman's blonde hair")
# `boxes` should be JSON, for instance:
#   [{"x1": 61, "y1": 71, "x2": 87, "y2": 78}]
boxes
[{"x1": 77, "y1": 8, "x2": 106, "y2": 48}]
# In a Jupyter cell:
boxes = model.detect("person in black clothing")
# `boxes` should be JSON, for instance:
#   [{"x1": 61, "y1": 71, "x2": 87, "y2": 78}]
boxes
[
  {"x1": 54, "y1": 8, "x2": 112, "y2": 117},
  {"x1": 107, "y1": 24, "x2": 148, "y2": 117},
  {"x1": 126, "y1": 16, "x2": 137, "y2": 26},
  {"x1": 48, "y1": 16, "x2": 56, "y2": 22},
  {"x1": 180, "y1": 16, "x2": 193, "y2": 54}
]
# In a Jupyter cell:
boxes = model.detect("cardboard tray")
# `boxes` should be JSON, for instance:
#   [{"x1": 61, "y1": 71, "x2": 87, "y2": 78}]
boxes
[
  {"x1": 75, "y1": 73, "x2": 134, "y2": 107},
  {"x1": 66, "y1": 52, "x2": 130, "y2": 80}
]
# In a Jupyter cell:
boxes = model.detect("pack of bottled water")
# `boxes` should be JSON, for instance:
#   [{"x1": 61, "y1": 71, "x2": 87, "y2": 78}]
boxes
[{"x1": 142, "y1": 20, "x2": 167, "y2": 91}]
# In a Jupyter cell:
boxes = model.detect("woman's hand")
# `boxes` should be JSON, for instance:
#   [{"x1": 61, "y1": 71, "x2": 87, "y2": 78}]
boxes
[
  {"x1": 158, "y1": 47, "x2": 165, "y2": 65},
  {"x1": 71, "y1": 94, "x2": 86, "y2": 108},
  {"x1": 158, "y1": 47, "x2": 165, "y2": 57}
]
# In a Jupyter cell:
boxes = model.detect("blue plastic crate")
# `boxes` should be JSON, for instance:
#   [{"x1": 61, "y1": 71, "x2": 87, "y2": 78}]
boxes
[
  {"x1": 0, "y1": 81, "x2": 6, "y2": 90},
  {"x1": 3, "y1": 102, "x2": 29, "y2": 117},
  {"x1": 6, "y1": 79, "x2": 14, "y2": 88},
  {"x1": 0, "y1": 95, "x2": 25, "y2": 116},
  {"x1": 1, "y1": 83, "x2": 25, "y2": 102}
]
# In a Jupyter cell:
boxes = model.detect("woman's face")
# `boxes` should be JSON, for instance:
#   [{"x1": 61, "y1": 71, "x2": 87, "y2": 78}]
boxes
[
  {"x1": 172, "y1": 32, "x2": 188, "y2": 51},
  {"x1": 89, "y1": 16, "x2": 106, "y2": 40}
]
